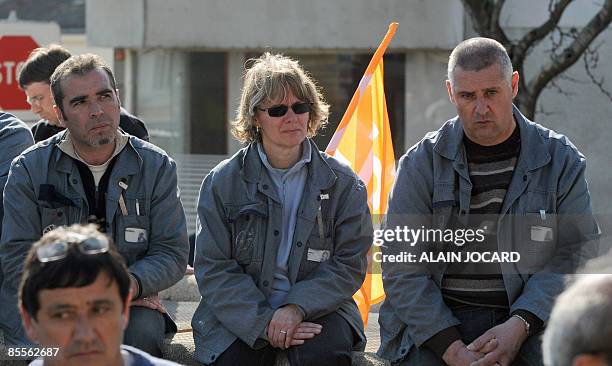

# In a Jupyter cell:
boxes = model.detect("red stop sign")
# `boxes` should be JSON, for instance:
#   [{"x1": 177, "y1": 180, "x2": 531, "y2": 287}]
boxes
[{"x1": 0, "y1": 35, "x2": 40, "y2": 110}]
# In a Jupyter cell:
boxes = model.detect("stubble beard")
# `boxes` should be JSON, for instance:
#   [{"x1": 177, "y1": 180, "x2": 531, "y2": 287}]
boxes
[{"x1": 88, "y1": 133, "x2": 115, "y2": 147}]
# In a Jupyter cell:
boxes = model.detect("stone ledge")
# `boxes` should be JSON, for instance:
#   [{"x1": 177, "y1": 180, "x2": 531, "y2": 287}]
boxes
[
  {"x1": 160, "y1": 274, "x2": 200, "y2": 302},
  {"x1": 163, "y1": 332, "x2": 390, "y2": 366}
]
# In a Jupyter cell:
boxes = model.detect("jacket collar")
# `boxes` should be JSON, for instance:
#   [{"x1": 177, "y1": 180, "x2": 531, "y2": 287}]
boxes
[
  {"x1": 54, "y1": 131, "x2": 142, "y2": 176},
  {"x1": 241, "y1": 138, "x2": 337, "y2": 190},
  {"x1": 433, "y1": 105, "x2": 551, "y2": 171}
]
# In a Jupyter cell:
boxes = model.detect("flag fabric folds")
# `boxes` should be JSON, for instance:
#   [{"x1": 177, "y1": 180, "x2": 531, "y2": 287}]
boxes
[{"x1": 325, "y1": 23, "x2": 398, "y2": 326}]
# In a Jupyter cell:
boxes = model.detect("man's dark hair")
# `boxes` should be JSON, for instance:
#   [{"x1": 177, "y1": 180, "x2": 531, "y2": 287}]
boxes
[
  {"x1": 447, "y1": 37, "x2": 513, "y2": 86},
  {"x1": 50, "y1": 54, "x2": 117, "y2": 119},
  {"x1": 19, "y1": 224, "x2": 131, "y2": 320},
  {"x1": 17, "y1": 44, "x2": 72, "y2": 89}
]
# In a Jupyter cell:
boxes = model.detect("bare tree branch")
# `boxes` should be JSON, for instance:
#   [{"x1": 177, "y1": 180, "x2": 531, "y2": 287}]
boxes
[
  {"x1": 512, "y1": 0, "x2": 573, "y2": 66},
  {"x1": 491, "y1": 0, "x2": 511, "y2": 44},
  {"x1": 548, "y1": 78, "x2": 577, "y2": 97},
  {"x1": 583, "y1": 44, "x2": 612, "y2": 101},
  {"x1": 462, "y1": 0, "x2": 511, "y2": 45},
  {"x1": 528, "y1": 0, "x2": 612, "y2": 102}
]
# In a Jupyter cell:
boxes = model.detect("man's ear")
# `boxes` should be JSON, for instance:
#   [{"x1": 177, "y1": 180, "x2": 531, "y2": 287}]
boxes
[
  {"x1": 19, "y1": 305, "x2": 39, "y2": 344},
  {"x1": 446, "y1": 79, "x2": 456, "y2": 104},
  {"x1": 53, "y1": 104, "x2": 66, "y2": 127},
  {"x1": 511, "y1": 71, "x2": 519, "y2": 98}
]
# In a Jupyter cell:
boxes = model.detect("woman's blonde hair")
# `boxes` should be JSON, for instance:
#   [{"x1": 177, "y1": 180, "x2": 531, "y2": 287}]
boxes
[{"x1": 231, "y1": 52, "x2": 330, "y2": 144}]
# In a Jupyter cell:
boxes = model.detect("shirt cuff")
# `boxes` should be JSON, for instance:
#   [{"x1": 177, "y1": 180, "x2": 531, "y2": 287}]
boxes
[
  {"x1": 129, "y1": 272, "x2": 143, "y2": 299},
  {"x1": 511, "y1": 309, "x2": 544, "y2": 335},
  {"x1": 423, "y1": 326, "x2": 462, "y2": 358}
]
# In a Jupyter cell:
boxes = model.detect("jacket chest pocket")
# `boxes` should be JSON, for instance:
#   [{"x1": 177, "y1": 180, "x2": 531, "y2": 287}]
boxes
[
  {"x1": 514, "y1": 191, "x2": 557, "y2": 272},
  {"x1": 41, "y1": 207, "x2": 71, "y2": 235},
  {"x1": 298, "y1": 225, "x2": 334, "y2": 278},
  {"x1": 432, "y1": 183, "x2": 459, "y2": 231},
  {"x1": 115, "y1": 214, "x2": 149, "y2": 266},
  {"x1": 228, "y1": 203, "x2": 267, "y2": 266}
]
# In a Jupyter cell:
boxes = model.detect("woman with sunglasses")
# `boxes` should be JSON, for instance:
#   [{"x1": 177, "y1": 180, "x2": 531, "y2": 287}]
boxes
[{"x1": 192, "y1": 53, "x2": 373, "y2": 366}]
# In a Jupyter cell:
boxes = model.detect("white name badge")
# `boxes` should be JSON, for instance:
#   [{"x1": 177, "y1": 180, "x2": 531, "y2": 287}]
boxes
[
  {"x1": 530, "y1": 226, "x2": 553, "y2": 242},
  {"x1": 307, "y1": 248, "x2": 330, "y2": 262},
  {"x1": 125, "y1": 228, "x2": 147, "y2": 243}
]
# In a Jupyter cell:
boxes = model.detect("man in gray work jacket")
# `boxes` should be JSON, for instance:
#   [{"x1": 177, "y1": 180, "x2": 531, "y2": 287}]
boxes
[
  {"x1": 378, "y1": 38, "x2": 600, "y2": 366},
  {"x1": 0, "y1": 54, "x2": 188, "y2": 357},
  {"x1": 0, "y1": 113, "x2": 34, "y2": 236},
  {"x1": 0, "y1": 113, "x2": 34, "y2": 350}
]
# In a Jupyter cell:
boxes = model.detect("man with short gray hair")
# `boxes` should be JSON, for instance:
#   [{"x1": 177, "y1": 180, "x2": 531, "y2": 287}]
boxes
[
  {"x1": 543, "y1": 274, "x2": 612, "y2": 366},
  {"x1": 378, "y1": 37, "x2": 600, "y2": 366}
]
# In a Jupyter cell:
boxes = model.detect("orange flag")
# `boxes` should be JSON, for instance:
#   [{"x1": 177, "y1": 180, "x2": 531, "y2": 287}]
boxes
[{"x1": 326, "y1": 23, "x2": 398, "y2": 326}]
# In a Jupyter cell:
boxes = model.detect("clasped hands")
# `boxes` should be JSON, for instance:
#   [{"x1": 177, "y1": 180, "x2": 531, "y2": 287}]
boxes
[
  {"x1": 442, "y1": 317, "x2": 528, "y2": 366},
  {"x1": 266, "y1": 304, "x2": 323, "y2": 349}
]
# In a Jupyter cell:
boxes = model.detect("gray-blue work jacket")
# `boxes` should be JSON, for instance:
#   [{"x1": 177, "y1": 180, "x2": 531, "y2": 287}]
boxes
[
  {"x1": 0, "y1": 131, "x2": 189, "y2": 341},
  {"x1": 0, "y1": 113, "x2": 34, "y2": 237},
  {"x1": 192, "y1": 139, "x2": 373, "y2": 364},
  {"x1": 377, "y1": 106, "x2": 601, "y2": 362}
]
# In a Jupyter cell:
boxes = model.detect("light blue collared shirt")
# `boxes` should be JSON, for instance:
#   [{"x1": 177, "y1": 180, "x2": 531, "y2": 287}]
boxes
[{"x1": 257, "y1": 140, "x2": 311, "y2": 308}]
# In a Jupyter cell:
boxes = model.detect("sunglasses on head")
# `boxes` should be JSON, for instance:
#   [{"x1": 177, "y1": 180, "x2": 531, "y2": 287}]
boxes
[
  {"x1": 257, "y1": 102, "x2": 312, "y2": 117},
  {"x1": 36, "y1": 235, "x2": 109, "y2": 263}
]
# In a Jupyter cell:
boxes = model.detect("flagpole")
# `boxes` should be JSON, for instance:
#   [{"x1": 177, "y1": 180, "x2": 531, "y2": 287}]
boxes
[{"x1": 362, "y1": 22, "x2": 399, "y2": 82}]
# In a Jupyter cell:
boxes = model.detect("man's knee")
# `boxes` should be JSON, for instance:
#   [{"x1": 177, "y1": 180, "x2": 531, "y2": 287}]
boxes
[
  {"x1": 514, "y1": 332, "x2": 543, "y2": 366},
  {"x1": 288, "y1": 312, "x2": 354, "y2": 366},
  {"x1": 123, "y1": 307, "x2": 165, "y2": 357},
  {"x1": 290, "y1": 348, "x2": 352, "y2": 366}
]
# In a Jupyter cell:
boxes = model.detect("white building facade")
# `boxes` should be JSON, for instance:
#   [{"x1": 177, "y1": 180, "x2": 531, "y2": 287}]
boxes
[{"x1": 86, "y1": 0, "x2": 612, "y2": 219}]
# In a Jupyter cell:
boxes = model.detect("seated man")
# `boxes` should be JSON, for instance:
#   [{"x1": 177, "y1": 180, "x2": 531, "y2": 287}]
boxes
[
  {"x1": 1, "y1": 113, "x2": 34, "y2": 355},
  {"x1": 17, "y1": 44, "x2": 149, "y2": 142},
  {"x1": 0, "y1": 54, "x2": 188, "y2": 356},
  {"x1": 378, "y1": 37, "x2": 600, "y2": 366},
  {"x1": 18, "y1": 224, "x2": 180, "y2": 366},
  {"x1": 0, "y1": 112, "x2": 34, "y2": 236}
]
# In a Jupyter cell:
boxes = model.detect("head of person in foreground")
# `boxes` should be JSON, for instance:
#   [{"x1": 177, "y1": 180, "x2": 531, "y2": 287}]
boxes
[
  {"x1": 19, "y1": 224, "x2": 131, "y2": 366},
  {"x1": 542, "y1": 274, "x2": 612, "y2": 366}
]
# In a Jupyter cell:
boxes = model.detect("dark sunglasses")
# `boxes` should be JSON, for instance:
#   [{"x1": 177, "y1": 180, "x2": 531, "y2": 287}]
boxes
[
  {"x1": 257, "y1": 102, "x2": 312, "y2": 117},
  {"x1": 36, "y1": 235, "x2": 109, "y2": 263}
]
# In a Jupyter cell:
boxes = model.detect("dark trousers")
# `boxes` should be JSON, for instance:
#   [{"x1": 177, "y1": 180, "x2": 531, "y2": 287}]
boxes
[
  {"x1": 396, "y1": 306, "x2": 543, "y2": 366},
  {"x1": 211, "y1": 312, "x2": 355, "y2": 366},
  {"x1": 123, "y1": 306, "x2": 167, "y2": 357}
]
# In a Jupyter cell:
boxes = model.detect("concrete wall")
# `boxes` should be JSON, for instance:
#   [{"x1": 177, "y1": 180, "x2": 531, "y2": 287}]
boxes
[
  {"x1": 86, "y1": 0, "x2": 612, "y2": 217},
  {"x1": 402, "y1": 50, "x2": 456, "y2": 150},
  {"x1": 87, "y1": 0, "x2": 463, "y2": 50},
  {"x1": 498, "y1": 1, "x2": 612, "y2": 215}
]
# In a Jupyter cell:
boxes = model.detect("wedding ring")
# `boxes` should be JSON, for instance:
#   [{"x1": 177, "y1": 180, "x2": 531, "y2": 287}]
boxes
[{"x1": 280, "y1": 330, "x2": 288, "y2": 334}]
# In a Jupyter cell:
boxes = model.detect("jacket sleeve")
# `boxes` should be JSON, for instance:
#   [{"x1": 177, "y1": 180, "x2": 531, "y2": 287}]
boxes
[
  {"x1": 128, "y1": 157, "x2": 189, "y2": 296},
  {"x1": 511, "y1": 151, "x2": 601, "y2": 322},
  {"x1": 194, "y1": 170, "x2": 275, "y2": 347},
  {"x1": 0, "y1": 124, "x2": 34, "y2": 231},
  {"x1": 282, "y1": 176, "x2": 373, "y2": 321},
  {"x1": 1, "y1": 156, "x2": 41, "y2": 322},
  {"x1": 381, "y1": 151, "x2": 461, "y2": 347}
]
